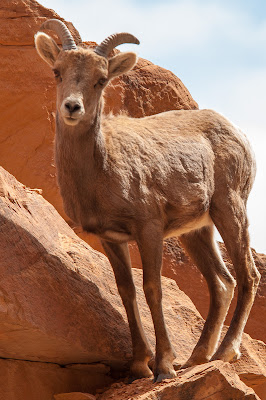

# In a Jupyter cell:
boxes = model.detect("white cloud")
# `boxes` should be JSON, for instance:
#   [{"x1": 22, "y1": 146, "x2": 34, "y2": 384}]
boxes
[{"x1": 41, "y1": 0, "x2": 266, "y2": 59}]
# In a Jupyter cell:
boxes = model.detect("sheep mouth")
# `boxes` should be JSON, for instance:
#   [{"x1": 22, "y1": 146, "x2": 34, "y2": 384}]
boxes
[{"x1": 63, "y1": 116, "x2": 80, "y2": 126}]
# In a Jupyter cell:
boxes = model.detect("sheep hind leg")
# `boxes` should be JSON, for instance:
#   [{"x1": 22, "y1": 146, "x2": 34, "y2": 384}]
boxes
[
  {"x1": 179, "y1": 225, "x2": 236, "y2": 368},
  {"x1": 210, "y1": 194, "x2": 260, "y2": 362},
  {"x1": 101, "y1": 240, "x2": 153, "y2": 380}
]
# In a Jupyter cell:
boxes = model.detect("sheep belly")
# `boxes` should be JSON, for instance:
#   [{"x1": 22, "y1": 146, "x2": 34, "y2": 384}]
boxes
[{"x1": 164, "y1": 211, "x2": 213, "y2": 239}]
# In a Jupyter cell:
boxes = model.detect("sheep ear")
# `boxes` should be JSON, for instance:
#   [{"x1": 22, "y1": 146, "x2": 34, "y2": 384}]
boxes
[
  {"x1": 108, "y1": 52, "x2": 137, "y2": 80},
  {"x1": 35, "y1": 32, "x2": 60, "y2": 67}
]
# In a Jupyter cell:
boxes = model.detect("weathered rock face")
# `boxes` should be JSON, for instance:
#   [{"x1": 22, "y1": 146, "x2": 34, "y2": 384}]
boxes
[
  {"x1": 98, "y1": 361, "x2": 261, "y2": 400},
  {"x1": 0, "y1": 166, "x2": 129, "y2": 365},
  {"x1": 0, "y1": 0, "x2": 198, "y2": 230},
  {"x1": 104, "y1": 57, "x2": 197, "y2": 117},
  {"x1": 0, "y1": 169, "x2": 205, "y2": 369},
  {"x1": 0, "y1": 167, "x2": 265, "y2": 399},
  {"x1": 0, "y1": 0, "x2": 81, "y2": 217},
  {"x1": 54, "y1": 393, "x2": 96, "y2": 400},
  {"x1": 0, "y1": 359, "x2": 108, "y2": 400}
]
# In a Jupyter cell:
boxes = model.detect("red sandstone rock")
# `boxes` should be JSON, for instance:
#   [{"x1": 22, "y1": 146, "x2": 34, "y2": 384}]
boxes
[
  {"x1": 0, "y1": 0, "x2": 79, "y2": 218},
  {"x1": 0, "y1": 0, "x2": 81, "y2": 46},
  {"x1": 0, "y1": 166, "x2": 203, "y2": 367},
  {"x1": 54, "y1": 393, "x2": 96, "y2": 400},
  {"x1": 0, "y1": 167, "x2": 265, "y2": 399},
  {"x1": 98, "y1": 361, "x2": 260, "y2": 400},
  {"x1": 0, "y1": 166, "x2": 130, "y2": 365},
  {"x1": 0, "y1": 167, "x2": 206, "y2": 369},
  {"x1": 104, "y1": 57, "x2": 198, "y2": 117},
  {"x1": 232, "y1": 334, "x2": 266, "y2": 399},
  {"x1": 0, "y1": 359, "x2": 110, "y2": 400}
]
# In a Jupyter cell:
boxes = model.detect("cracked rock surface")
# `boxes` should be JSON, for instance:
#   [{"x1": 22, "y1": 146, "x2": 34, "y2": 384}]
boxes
[{"x1": 0, "y1": 166, "x2": 265, "y2": 399}]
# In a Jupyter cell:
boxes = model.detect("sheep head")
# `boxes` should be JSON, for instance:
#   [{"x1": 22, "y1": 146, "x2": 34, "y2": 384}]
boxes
[{"x1": 35, "y1": 19, "x2": 139, "y2": 127}]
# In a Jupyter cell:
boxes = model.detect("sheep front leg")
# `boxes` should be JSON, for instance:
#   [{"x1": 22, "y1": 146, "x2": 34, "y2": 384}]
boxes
[
  {"x1": 101, "y1": 240, "x2": 153, "y2": 380},
  {"x1": 136, "y1": 221, "x2": 176, "y2": 382}
]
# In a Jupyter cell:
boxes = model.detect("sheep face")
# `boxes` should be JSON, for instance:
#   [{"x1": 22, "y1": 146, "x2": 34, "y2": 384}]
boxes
[
  {"x1": 35, "y1": 32, "x2": 137, "y2": 127},
  {"x1": 53, "y1": 48, "x2": 108, "y2": 126}
]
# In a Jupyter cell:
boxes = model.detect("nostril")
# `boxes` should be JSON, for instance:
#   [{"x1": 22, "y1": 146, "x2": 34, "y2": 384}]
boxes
[
  {"x1": 65, "y1": 102, "x2": 72, "y2": 111},
  {"x1": 72, "y1": 104, "x2": 81, "y2": 112},
  {"x1": 65, "y1": 102, "x2": 81, "y2": 113}
]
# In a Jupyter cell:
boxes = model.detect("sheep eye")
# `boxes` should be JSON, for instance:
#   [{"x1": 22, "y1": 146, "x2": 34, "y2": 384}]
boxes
[
  {"x1": 53, "y1": 69, "x2": 62, "y2": 81},
  {"x1": 99, "y1": 78, "x2": 107, "y2": 86},
  {"x1": 95, "y1": 77, "x2": 107, "y2": 88}
]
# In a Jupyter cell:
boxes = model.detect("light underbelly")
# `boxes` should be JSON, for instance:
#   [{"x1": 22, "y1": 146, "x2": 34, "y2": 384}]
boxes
[
  {"x1": 83, "y1": 217, "x2": 133, "y2": 243},
  {"x1": 99, "y1": 230, "x2": 133, "y2": 243},
  {"x1": 164, "y1": 211, "x2": 213, "y2": 239},
  {"x1": 83, "y1": 212, "x2": 213, "y2": 244}
]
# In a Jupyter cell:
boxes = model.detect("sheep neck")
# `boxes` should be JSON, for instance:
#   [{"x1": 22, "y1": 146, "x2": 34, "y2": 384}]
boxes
[{"x1": 55, "y1": 103, "x2": 106, "y2": 182}]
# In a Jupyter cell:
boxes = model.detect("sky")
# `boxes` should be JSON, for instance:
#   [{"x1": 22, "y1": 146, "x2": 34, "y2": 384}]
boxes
[{"x1": 41, "y1": 0, "x2": 266, "y2": 253}]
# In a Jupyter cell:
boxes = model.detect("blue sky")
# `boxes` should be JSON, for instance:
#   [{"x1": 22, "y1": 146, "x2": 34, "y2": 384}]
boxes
[{"x1": 41, "y1": 0, "x2": 266, "y2": 252}]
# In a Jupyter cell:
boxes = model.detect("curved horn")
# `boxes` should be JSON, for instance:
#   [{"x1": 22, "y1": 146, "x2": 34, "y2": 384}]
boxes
[
  {"x1": 95, "y1": 32, "x2": 140, "y2": 58},
  {"x1": 40, "y1": 19, "x2": 77, "y2": 51}
]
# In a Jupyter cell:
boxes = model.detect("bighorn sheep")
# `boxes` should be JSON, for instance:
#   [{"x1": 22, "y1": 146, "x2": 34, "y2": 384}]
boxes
[{"x1": 35, "y1": 19, "x2": 260, "y2": 382}]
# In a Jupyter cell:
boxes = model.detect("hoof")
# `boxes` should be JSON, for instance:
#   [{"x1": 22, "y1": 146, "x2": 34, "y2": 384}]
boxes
[
  {"x1": 129, "y1": 361, "x2": 153, "y2": 383},
  {"x1": 211, "y1": 347, "x2": 241, "y2": 363},
  {"x1": 173, "y1": 361, "x2": 182, "y2": 371},
  {"x1": 181, "y1": 355, "x2": 209, "y2": 370},
  {"x1": 153, "y1": 361, "x2": 177, "y2": 383},
  {"x1": 153, "y1": 369, "x2": 176, "y2": 383},
  {"x1": 153, "y1": 351, "x2": 177, "y2": 382}
]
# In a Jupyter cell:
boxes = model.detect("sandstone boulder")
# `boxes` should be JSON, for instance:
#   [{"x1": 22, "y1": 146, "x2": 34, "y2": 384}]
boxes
[
  {"x1": 0, "y1": 0, "x2": 80, "y2": 218},
  {"x1": 0, "y1": 166, "x2": 207, "y2": 368},
  {"x1": 0, "y1": 167, "x2": 206, "y2": 368},
  {"x1": 98, "y1": 361, "x2": 261, "y2": 400},
  {"x1": 0, "y1": 359, "x2": 109, "y2": 400},
  {"x1": 54, "y1": 393, "x2": 96, "y2": 400},
  {"x1": 0, "y1": 167, "x2": 265, "y2": 399},
  {"x1": 0, "y1": 166, "x2": 209, "y2": 370},
  {"x1": 0, "y1": 166, "x2": 129, "y2": 365}
]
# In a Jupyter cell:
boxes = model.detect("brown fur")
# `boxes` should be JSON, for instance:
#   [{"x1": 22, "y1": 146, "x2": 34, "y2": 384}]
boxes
[{"x1": 35, "y1": 31, "x2": 260, "y2": 382}]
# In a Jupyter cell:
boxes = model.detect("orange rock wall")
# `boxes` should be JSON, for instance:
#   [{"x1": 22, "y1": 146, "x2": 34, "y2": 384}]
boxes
[
  {"x1": 1, "y1": 166, "x2": 265, "y2": 399},
  {"x1": 0, "y1": 359, "x2": 111, "y2": 400}
]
